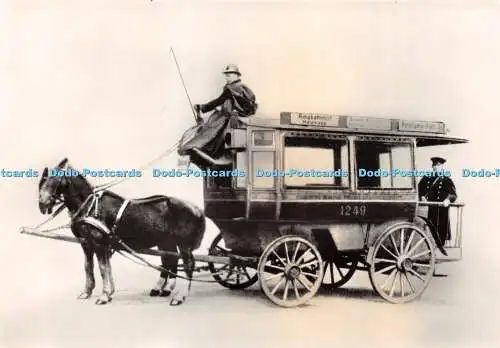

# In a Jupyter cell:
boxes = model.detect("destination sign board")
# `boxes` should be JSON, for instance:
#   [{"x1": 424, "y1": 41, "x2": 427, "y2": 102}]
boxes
[
  {"x1": 347, "y1": 117, "x2": 392, "y2": 130},
  {"x1": 398, "y1": 120, "x2": 445, "y2": 133},
  {"x1": 289, "y1": 112, "x2": 340, "y2": 127}
]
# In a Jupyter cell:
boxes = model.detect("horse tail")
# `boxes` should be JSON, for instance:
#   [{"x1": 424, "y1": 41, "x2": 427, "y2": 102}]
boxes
[{"x1": 192, "y1": 211, "x2": 206, "y2": 251}]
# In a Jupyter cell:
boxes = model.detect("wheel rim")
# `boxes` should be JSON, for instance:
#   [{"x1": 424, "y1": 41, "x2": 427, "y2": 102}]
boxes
[
  {"x1": 208, "y1": 233, "x2": 258, "y2": 289},
  {"x1": 321, "y1": 253, "x2": 360, "y2": 290},
  {"x1": 258, "y1": 236, "x2": 324, "y2": 308},
  {"x1": 369, "y1": 224, "x2": 435, "y2": 304}
]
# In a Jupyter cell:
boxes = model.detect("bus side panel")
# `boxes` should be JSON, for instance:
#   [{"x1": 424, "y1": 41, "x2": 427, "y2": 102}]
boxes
[{"x1": 279, "y1": 201, "x2": 415, "y2": 223}]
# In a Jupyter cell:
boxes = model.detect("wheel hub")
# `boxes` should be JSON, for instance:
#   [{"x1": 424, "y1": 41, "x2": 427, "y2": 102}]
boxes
[
  {"x1": 285, "y1": 265, "x2": 301, "y2": 280},
  {"x1": 397, "y1": 256, "x2": 413, "y2": 272}
]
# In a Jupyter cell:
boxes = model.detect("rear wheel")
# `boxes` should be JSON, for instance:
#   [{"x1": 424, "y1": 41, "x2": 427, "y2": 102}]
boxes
[
  {"x1": 321, "y1": 252, "x2": 361, "y2": 290},
  {"x1": 368, "y1": 223, "x2": 435, "y2": 303},
  {"x1": 207, "y1": 232, "x2": 258, "y2": 289}
]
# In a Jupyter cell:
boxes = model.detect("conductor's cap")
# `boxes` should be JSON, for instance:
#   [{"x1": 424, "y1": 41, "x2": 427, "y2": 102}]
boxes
[{"x1": 431, "y1": 157, "x2": 446, "y2": 165}]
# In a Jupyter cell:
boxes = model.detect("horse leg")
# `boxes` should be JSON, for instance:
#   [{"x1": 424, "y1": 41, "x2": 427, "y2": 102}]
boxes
[
  {"x1": 95, "y1": 246, "x2": 113, "y2": 305},
  {"x1": 106, "y1": 250, "x2": 115, "y2": 296},
  {"x1": 77, "y1": 242, "x2": 95, "y2": 299},
  {"x1": 150, "y1": 244, "x2": 178, "y2": 297},
  {"x1": 170, "y1": 248, "x2": 194, "y2": 306}
]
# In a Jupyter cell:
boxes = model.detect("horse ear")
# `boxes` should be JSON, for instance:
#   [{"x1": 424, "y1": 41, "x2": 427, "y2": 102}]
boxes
[
  {"x1": 39, "y1": 167, "x2": 48, "y2": 189},
  {"x1": 58, "y1": 158, "x2": 68, "y2": 168}
]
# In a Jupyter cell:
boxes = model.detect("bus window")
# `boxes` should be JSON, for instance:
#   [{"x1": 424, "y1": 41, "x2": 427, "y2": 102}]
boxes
[
  {"x1": 252, "y1": 151, "x2": 275, "y2": 188},
  {"x1": 283, "y1": 136, "x2": 349, "y2": 188},
  {"x1": 355, "y1": 141, "x2": 413, "y2": 189}
]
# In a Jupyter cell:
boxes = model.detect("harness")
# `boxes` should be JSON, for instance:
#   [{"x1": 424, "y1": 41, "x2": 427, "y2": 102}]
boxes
[
  {"x1": 31, "y1": 126, "x2": 257, "y2": 284},
  {"x1": 72, "y1": 193, "x2": 131, "y2": 252}
]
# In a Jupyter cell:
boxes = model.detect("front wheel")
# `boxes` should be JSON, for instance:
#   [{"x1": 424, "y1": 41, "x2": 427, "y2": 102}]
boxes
[
  {"x1": 258, "y1": 235, "x2": 324, "y2": 308},
  {"x1": 321, "y1": 252, "x2": 361, "y2": 290},
  {"x1": 207, "y1": 232, "x2": 258, "y2": 290}
]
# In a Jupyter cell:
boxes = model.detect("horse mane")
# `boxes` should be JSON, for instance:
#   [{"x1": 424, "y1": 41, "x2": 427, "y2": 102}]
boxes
[{"x1": 66, "y1": 164, "x2": 125, "y2": 201}]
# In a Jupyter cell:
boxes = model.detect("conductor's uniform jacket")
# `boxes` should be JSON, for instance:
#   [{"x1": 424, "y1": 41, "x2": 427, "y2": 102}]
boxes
[{"x1": 418, "y1": 175, "x2": 457, "y2": 244}]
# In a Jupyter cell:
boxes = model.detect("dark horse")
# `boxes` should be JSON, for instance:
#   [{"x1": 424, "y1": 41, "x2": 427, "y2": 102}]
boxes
[{"x1": 38, "y1": 158, "x2": 206, "y2": 305}]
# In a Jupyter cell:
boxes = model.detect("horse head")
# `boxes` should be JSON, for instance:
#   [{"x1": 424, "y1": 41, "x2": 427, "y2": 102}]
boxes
[{"x1": 38, "y1": 158, "x2": 71, "y2": 214}]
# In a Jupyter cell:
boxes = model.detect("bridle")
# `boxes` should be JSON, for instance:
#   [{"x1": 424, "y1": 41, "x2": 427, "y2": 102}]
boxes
[{"x1": 39, "y1": 164, "x2": 98, "y2": 221}]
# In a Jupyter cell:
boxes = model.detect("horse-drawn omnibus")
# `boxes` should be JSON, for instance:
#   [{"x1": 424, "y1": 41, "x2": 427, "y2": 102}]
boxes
[
  {"x1": 196, "y1": 112, "x2": 467, "y2": 306},
  {"x1": 24, "y1": 111, "x2": 467, "y2": 308}
]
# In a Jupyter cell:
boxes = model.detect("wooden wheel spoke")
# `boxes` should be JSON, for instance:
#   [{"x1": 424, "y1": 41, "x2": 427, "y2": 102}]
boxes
[
  {"x1": 381, "y1": 244, "x2": 399, "y2": 260},
  {"x1": 406, "y1": 237, "x2": 425, "y2": 258},
  {"x1": 292, "y1": 242, "x2": 301, "y2": 263},
  {"x1": 409, "y1": 249, "x2": 431, "y2": 260},
  {"x1": 381, "y1": 268, "x2": 397, "y2": 289},
  {"x1": 404, "y1": 230, "x2": 416, "y2": 254},
  {"x1": 224, "y1": 266, "x2": 235, "y2": 280},
  {"x1": 265, "y1": 264, "x2": 285, "y2": 272},
  {"x1": 389, "y1": 234, "x2": 400, "y2": 256},
  {"x1": 334, "y1": 262, "x2": 344, "y2": 277},
  {"x1": 400, "y1": 272, "x2": 405, "y2": 297},
  {"x1": 404, "y1": 273, "x2": 416, "y2": 293},
  {"x1": 272, "y1": 251, "x2": 287, "y2": 266},
  {"x1": 296, "y1": 248, "x2": 312, "y2": 264},
  {"x1": 265, "y1": 273, "x2": 284, "y2": 282},
  {"x1": 374, "y1": 258, "x2": 397, "y2": 264},
  {"x1": 329, "y1": 262, "x2": 335, "y2": 283},
  {"x1": 296, "y1": 275, "x2": 313, "y2": 292},
  {"x1": 299, "y1": 259, "x2": 319, "y2": 269},
  {"x1": 412, "y1": 262, "x2": 431, "y2": 268},
  {"x1": 389, "y1": 270, "x2": 398, "y2": 297},
  {"x1": 283, "y1": 280, "x2": 290, "y2": 301},
  {"x1": 271, "y1": 276, "x2": 286, "y2": 295},
  {"x1": 242, "y1": 267, "x2": 252, "y2": 280},
  {"x1": 284, "y1": 242, "x2": 290, "y2": 263},
  {"x1": 293, "y1": 280, "x2": 300, "y2": 299},
  {"x1": 301, "y1": 271, "x2": 319, "y2": 279},
  {"x1": 400, "y1": 228, "x2": 405, "y2": 255},
  {"x1": 375, "y1": 264, "x2": 396, "y2": 275},
  {"x1": 408, "y1": 268, "x2": 425, "y2": 281}
]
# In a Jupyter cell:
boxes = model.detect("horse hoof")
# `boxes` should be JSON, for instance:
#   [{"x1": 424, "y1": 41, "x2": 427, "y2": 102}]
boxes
[
  {"x1": 77, "y1": 292, "x2": 91, "y2": 300},
  {"x1": 159, "y1": 290, "x2": 171, "y2": 297},
  {"x1": 95, "y1": 296, "x2": 112, "y2": 305},
  {"x1": 169, "y1": 296, "x2": 185, "y2": 306},
  {"x1": 150, "y1": 289, "x2": 171, "y2": 297}
]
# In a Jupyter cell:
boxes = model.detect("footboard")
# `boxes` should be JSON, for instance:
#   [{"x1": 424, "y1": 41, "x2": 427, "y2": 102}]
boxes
[{"x1": 417, "y1": 202, "x2": 465, "y2": 262}]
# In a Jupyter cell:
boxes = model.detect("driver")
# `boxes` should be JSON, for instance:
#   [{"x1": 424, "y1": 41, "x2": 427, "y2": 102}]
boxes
[{"x1": 193, "y1": 64, "x2": 257, "y2": 127}]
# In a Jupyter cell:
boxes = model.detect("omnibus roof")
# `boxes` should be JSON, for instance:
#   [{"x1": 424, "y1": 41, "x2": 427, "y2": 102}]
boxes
[{"x1": 241, "y1": 112, "x2": 468, "y2": 147}]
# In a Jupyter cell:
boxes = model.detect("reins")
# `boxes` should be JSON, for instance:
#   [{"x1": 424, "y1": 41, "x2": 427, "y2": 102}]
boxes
[
  {"x1": 31, "y1": 122, "x2": 200, "y2": 232},
  {"x1": 30, "y1": 123, "x2": 250, "y2": 283},
  {"x1": 93, "y1": 123, "x2": 199, "y2": 192},
  {"x1": 111, "y1": 240, "x2": 241, "y2": 283}
]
